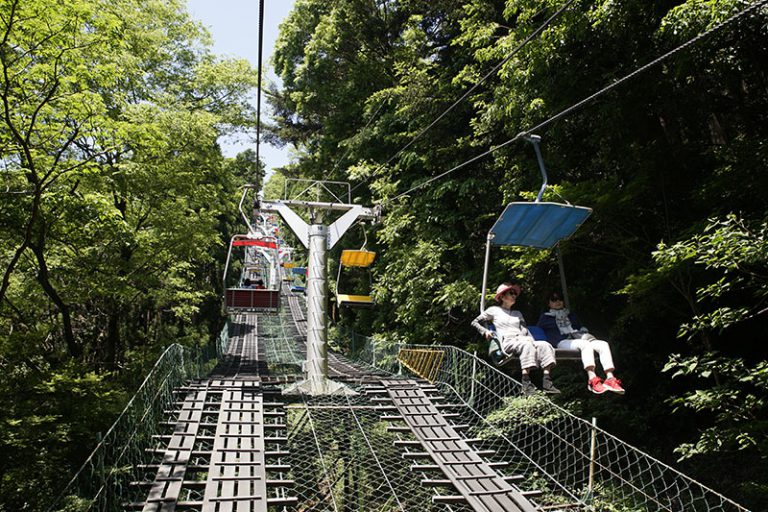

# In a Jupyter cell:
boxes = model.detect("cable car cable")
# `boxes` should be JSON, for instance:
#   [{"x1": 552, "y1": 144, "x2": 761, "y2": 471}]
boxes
[
  {"x1": 348, "y1": 0, "x2": 578, "y2": 196},
  {"x1": 255, "y1": 0, "x2": 265, "y2": 181},
  {"x1": 330, "y1": 93, "x2": 390, "y2": 175},
  {"x1": 378, "y1": 0, "x2": 768, "y2": 207},
  {"x1": 523, "y1": 0, "x2": 768, "y2": 139}
]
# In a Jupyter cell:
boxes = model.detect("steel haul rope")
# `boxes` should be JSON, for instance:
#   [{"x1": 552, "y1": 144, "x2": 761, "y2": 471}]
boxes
[{"x1": 379, "y1": 0, "x2": 768, "y2": 207}]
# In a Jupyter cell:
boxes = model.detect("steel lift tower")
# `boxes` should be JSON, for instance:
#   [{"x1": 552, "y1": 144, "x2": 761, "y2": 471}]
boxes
[{"x1": 260, "y1": 180, "x2": 379, "y2": 395}]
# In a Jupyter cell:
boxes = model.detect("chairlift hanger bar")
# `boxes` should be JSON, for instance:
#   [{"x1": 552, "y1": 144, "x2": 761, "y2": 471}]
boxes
[
  {"x1": 479, "y1": 135, "x2": 592, "y2": 312},
  {"x1": 238, "y1": 187, "x2": 256, "y2": 234},
  {"x1": 524, "y1": 134, "x2": 548, "y2": 202}
]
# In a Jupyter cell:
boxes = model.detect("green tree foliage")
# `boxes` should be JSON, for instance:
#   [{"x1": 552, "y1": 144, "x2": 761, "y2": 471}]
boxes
[
  {"x1": 226, "y1": 148, "x2": 265, "y2": 189},
  {"x1": 650, "y1": 215, "x2": 768, "y2": 487},
  {"x1": 0, "y1": 0, "x2": 258, "y2": 508},
  {"x1": 269, "y1": 0, "x2": 768, "y2": 507}
]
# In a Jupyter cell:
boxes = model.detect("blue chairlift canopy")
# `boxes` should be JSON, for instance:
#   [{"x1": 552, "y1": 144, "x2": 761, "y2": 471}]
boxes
[{"x1": 490, "y1": 202, "x2": 592, "y2": 249}]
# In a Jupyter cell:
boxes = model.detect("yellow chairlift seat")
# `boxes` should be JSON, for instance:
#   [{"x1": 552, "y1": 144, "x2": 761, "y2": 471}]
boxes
[
  {"x1": 340, "y1": 250, "x2": 376, "y2": 267},
  {"x1": 337, "y1": 293, "x2": 375, "y2": 308},
  {"x1": 282, "y1": 262, "x2": 296, "y2": 280}
]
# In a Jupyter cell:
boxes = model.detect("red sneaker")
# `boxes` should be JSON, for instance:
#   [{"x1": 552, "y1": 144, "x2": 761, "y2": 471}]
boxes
[
  {"x1": 588, "y1": 376, "x2": 605, "y2": 394},
  {"x1": 603, "y1": 377, "x2": 625, "y2": 394}
]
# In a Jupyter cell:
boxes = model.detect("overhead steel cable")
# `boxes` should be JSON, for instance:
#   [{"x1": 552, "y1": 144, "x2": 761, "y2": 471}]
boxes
[
  {"x1": 255, "y1": 0, "x2": 265, "y2": 179},
  {"x1": 348, "y1": 0, "x2": 578, "y2": 196},
  {"x1": 379, "y1": 0, "x2": 768, "y2": 207},
  {"x1": 330, "y1": 93, "x2": 390, "y2": 174}
]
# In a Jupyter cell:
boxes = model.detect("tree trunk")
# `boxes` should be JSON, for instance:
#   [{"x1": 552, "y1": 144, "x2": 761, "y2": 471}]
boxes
[
  {"x1": 0, "y1": 187, "x2": 41, "y2": 304},
  {"x1": 29, "y1": 241, "x2": 80, "y2": 358},
  {"x1": 105, "y1": 305, "x2": 120, "y2": 367}
]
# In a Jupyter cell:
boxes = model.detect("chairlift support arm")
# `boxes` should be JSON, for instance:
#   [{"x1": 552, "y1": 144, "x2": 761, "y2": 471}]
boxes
[{"x1": 260, "y1": 200, "x2": 379, "y2": 250}]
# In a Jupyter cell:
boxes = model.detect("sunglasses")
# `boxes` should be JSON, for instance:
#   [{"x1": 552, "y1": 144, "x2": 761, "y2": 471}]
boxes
[{"x1": 549, "y1": 296, "x2": 563, "y2": 301}]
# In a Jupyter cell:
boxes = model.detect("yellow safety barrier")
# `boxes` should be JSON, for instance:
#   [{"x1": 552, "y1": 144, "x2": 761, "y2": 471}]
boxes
[{"x1": 397, "y1": 348, "x2": 445, "y2": 383}]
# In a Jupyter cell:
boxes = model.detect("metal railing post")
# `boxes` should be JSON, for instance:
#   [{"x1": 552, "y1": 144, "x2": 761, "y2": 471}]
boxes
[
  {"x1": 469, "y1": 350, "x2": 478, "y2": 406},
  {"x1": 588, "y1": 417, "x2": 597, "y2": 498},
  {"x1": 557, "y1": 244, "x2": 571, "y2": 309}
]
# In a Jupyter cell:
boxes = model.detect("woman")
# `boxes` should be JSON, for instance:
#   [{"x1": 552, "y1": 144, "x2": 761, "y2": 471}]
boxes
[
  {"x1": 472, "y1": 283, "x2": 559, "y2": 394},
  {"x1": 537, "y1": 291, "x2": 625, "y2": 394}
]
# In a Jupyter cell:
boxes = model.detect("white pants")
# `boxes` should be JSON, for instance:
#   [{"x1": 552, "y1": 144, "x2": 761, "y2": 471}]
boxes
[
  {"x1": 558, "y1": 335, "x2": 615, "y2": 371},
  {"x1": 503, "y1": 336, "x2": 557, "y2": 369}
]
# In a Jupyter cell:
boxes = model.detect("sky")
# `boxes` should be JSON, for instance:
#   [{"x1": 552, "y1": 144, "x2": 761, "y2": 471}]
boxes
[{"x1": 186, "y1": 0, "x2": 296, "y2": 174}]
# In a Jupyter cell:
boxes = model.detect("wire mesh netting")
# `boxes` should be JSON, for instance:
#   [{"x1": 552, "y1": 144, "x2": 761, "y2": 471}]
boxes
[
  {"x1": 344, "y1": 329, "x2": 401, "y2": 375},
  {"x1": 283, "y1": 390, "x2": 462, "y2": 512},
  {"x1": 277, "y1": 374, "x2": 583, "y2": 511},
  {"x1": 48, "y1": 339, "x2": 225, "y2": 511},
  {"x1": 391, "y1": 345, "x2": 750, "y2": 512},
  {"x1": 262, "y1": 286, "x2": 310, "y2": 376},
  {"x1": 259, "y1": 308, "x2": 305, "y2": 371},
  {"x1": 48, "y1": 294, "x2": 752, "y2": 512}
]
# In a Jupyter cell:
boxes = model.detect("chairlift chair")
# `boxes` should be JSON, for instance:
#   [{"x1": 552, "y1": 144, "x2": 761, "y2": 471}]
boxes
[
  {"x1": 282, "y1": 261, "x2": 295, "y2": 281},
  {"x1": 223, "y1": 234, "x2": 281, "y2": 313},
  {"x1": 290, "y1": 266, "x2": 307, "y2": 293},
  {"x1": 335, "y1": 249, "x2": 376, "y2": 308},
  {"x1": 245, "y1": 249, "x2": 275, "y2": 288},
  {"x1": 480, "y1": 135, "x2": 592, "y2": 366}
]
